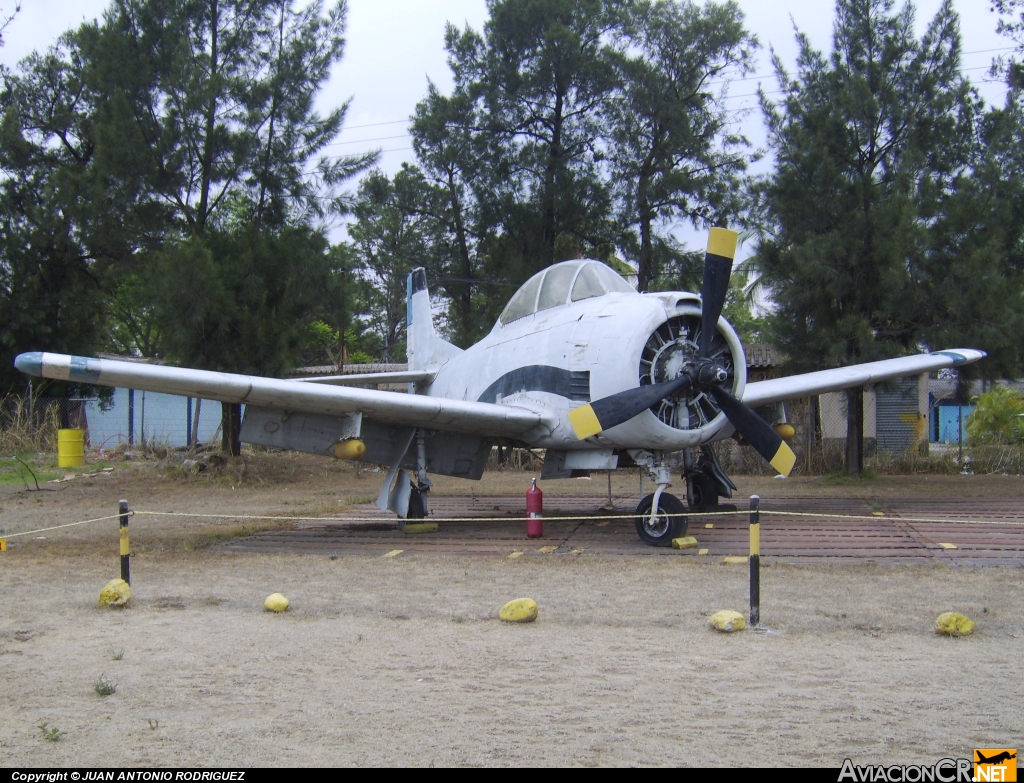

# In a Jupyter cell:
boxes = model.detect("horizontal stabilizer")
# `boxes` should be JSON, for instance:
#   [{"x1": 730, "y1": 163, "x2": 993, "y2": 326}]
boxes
[{"x1": 294, "y1": 370, "x2": 436, "y2": 386}]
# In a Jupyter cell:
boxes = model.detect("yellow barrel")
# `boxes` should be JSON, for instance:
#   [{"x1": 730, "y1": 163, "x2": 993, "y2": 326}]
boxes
[{"x1": 57, "y1": 428, "x2": 86, "y2": 468}]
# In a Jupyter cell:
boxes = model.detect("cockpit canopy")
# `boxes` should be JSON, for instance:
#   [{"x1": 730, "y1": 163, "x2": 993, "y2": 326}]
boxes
[{"x1": 499, "y1": 260, "x2": 636, "y2": 325}]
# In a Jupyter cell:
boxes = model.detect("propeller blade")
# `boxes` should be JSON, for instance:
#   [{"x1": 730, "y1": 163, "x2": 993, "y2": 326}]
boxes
[
  {"x1": 708, "y1": 386, "x2": 796, "y2": 476},
  {"x1": 699, "y1": 228, "x2": 739, "y2": 358},
  {"x1": 569, "y1": 375, "x2": 692, "y2": 440}
]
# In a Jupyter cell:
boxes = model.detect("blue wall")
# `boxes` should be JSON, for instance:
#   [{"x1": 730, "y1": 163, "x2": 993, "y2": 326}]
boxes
[
  {"x1": 931, "y1": 405, "x2": 972, "y2": 444},
  {"x1": 84, "y1": 389, "x2": 223, "y2": 449}
]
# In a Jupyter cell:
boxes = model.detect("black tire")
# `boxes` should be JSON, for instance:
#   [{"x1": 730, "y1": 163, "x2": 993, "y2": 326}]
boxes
[
  {"x1": 689, "y1": 472, "x2": 718, "y2": 511},
  {"x1": 634, "y1": 492, "x2": 688, "y2": 547},
  {"x1": 407, "y1": 488, "x2": 428, "y2": 520}
]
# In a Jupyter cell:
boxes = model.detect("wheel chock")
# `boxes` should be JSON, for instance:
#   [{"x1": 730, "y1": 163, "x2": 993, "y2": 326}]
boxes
[
  {"x1": 401, "y1": 522, "x2": 438, "y2": 534},
  {"x1": 671, "y1": 536, "x2": 698, "y2": 549}
]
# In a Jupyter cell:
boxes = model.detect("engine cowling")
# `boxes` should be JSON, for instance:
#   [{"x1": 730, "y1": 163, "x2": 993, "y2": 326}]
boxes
[{"x1": 637, "y1": 304, "x2": 747, "y2": 441}]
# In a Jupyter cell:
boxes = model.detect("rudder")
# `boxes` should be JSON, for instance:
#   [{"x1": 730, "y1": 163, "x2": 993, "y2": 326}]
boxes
[{"x1": 406, "y1": 268, "x2": 462, "y2": 371}]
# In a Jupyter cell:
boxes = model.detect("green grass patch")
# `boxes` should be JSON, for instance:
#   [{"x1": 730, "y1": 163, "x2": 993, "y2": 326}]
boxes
[{"x1": 0, "y1": 457, "x2": 60, "y2": 486}]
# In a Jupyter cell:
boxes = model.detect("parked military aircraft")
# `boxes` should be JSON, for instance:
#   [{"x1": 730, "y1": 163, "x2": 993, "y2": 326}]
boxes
[{"x1": 15, "y1": 229, "x2": 984, "y2": 545}]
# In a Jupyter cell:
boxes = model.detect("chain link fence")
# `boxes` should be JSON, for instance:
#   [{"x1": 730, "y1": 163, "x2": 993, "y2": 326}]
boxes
[
  {"x1": 714, "y1": 384, "x2": 1023, "y2": 476},
  {"x1": 2, "y1": 390, "x2": 222, "y2": 455}
]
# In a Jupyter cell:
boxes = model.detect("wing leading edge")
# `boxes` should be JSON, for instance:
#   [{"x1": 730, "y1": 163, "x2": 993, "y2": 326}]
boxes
[
  {"x1": 14, "y1": 352, "x2": 548, "y2": 439},
  {"x1": 741, "y1": 349, "x2": 986, "y2": 408}
]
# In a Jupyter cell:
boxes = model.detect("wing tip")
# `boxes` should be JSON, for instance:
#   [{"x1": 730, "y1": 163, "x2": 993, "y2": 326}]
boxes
[
  {"x1": 935, "y1": 349, "x2": 987, "y2": 365},
  {"x1": 14, "y1": 352, "x2": 43, "y2": 378}
]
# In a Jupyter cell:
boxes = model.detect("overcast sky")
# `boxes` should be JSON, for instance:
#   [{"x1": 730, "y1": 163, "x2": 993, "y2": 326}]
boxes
[{"x1": 0, "y1": 0, "x2": 1015, "y2": 249}]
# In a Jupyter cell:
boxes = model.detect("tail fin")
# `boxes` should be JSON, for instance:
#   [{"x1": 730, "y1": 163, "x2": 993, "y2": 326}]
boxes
[{"x1": 407, "y1": 268, "x2": 463, "y2": 371}]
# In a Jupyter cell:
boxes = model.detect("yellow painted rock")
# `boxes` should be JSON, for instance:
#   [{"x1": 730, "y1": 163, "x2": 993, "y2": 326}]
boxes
[
  {"x1": 709, "y1": 610, "x2": 746, "y2": 632},
  {"x1": 499, "y1": 598, "x2": 538, "y2": 623},
  {"x1": 99, "y1": 579, "x2": 131, "y2": 607},
  {"x1": 935, "y1": 611, "x2": 975, "y2": 636},
  {"x1": 671, "y1": 536, "x2": 698, "y2": 550},
  {"x1": 264, "y1": 593, "x2": 290, "y2": 612}
]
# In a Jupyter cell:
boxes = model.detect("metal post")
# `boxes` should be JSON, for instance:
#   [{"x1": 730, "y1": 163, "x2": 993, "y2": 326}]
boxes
[
  {"x1": 186, "y1": 397, "x2": 193, "y2": 448},
  {"x1": 119, "y1": 499, "x2": 130, "y2": 585},
  {"x1": 958, "y1": 405, "x2": 963, "y2": 465},
  {"x1": 127, "y1": 390, "x2": 135, "y2": 446},
  {"x1": 749, "y1": 495, "x2": 760, "y2": 627},
  {"x1": 191, "y1": 398, "x2": 202, "y2": 451}
]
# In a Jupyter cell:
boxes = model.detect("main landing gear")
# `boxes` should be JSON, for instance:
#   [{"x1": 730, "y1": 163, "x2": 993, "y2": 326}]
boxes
[{"x1": 407, "y1": 429, "x2": 432, "y2": 520}]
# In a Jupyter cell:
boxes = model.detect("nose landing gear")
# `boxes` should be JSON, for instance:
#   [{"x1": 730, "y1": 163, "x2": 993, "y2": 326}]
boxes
[
  {"x1": 633, "y1": 464, "x2": 688, "y2": 546},
  {"x1": 634, "y1": 492, "x2": 688, "y2": 546}
]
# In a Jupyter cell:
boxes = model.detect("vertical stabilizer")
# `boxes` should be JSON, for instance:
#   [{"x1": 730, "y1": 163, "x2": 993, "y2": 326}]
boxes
[{"x1": 406, "y1": 268, "x2": 463, "y2": 371}]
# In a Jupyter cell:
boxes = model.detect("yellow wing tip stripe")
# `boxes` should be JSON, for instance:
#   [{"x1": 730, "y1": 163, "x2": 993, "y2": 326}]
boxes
[
  {"x1": 770, "y1": 441, "x2": 797, "y2": 477},
  {"x1": 569, "y1": 404, "x2": 603, "y2": 440},
  {"x1": 707, "y1": 228, "x2": 739, "y2": 260}
]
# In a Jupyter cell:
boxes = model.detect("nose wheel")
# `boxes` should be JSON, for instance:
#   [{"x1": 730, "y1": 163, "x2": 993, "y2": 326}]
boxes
[{"x1": 634, "y1": 492, "x2": 688, "y2": 547}]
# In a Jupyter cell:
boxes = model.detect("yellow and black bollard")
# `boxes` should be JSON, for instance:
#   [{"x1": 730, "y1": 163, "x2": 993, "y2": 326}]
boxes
[
  {"x1": 119, "y1": 499, "x2": 130, "y2": 585},
  {"x1": 749, "y1": 495, "x2": 760, "y2": 627}
]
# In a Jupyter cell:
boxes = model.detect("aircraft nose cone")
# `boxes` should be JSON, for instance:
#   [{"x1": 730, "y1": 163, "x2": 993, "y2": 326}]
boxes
[{"x1": 14, "y1": 352, "x2": 43, "y2": 377}]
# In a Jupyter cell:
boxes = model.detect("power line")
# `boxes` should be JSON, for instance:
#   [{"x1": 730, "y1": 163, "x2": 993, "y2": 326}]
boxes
[
  {"x1": 343, "y1": 119, "x2": 410, "y2": 130},
  {"x1": 325, "y1": 133, "x2": 409, "y2": 148},
  {"x1": 338, "y1": 45, "x2": 1019, "y2": 135}
]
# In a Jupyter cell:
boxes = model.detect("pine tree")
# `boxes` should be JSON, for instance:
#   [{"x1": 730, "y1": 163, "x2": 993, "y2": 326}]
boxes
[
  {"x1": 0, "y1": 37, "x2": 109, "y2": 397},
  {"x1": 83, "y1": 0, "x2": 375, "y2": 453},
  {"x1": 753, "y1": 0, "x2": 982, "y2": 475},
  {"x1": 606, "y1": 0, "x2": 756, "y2": 293}
]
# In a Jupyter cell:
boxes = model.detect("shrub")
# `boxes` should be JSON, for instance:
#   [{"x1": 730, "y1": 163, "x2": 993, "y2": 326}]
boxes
[{"x1": 967, "y1": 385, "x2": 1024, "y2": 445}]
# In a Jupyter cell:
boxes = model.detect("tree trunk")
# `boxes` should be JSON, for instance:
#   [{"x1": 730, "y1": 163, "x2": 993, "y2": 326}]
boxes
[
  {"x1": 196, "y1": 0, "x2": 220, "y2": 233},
  {"x1": 447, "y1": 170, "x2": 474, "y2": 345},
  {"x1": 221, "y1": 401, "x2": 241, "y2": 456},
  {"x1": 845, "y1": 386, "x2": 864, "y2": 477},
  {"x1": 541, "y1": 88, "x2": 565, "y2": 267}
]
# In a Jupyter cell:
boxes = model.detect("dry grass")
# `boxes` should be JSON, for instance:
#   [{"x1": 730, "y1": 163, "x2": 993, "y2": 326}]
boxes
[{"x1": 0, "y1": 396, "x2": 60, "y2": 455}]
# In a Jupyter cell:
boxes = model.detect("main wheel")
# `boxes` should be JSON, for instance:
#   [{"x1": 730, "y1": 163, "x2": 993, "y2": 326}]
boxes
[
  {"x1": 634, "y1": 492, "x2": 688, "y2": 547},
  {"x1": 407, "y1": 487, "x2": 428, "y2": 519},
  {"x1": 689, "y1": 472, "x2": 718, "y2": 512}
]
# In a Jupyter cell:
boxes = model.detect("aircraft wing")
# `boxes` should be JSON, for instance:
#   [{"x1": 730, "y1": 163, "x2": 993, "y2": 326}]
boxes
[
  {"x1": 741, "y1": 349, "x2": 986, "y2": 407},
  {"x1": 13, "y1": 352, "x2": 547, "y2": 439}
]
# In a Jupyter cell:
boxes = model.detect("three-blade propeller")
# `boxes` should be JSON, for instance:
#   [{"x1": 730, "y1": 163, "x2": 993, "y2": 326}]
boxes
[{"x1": 568, "y1": 228, "x2": 797, "y2": 477}]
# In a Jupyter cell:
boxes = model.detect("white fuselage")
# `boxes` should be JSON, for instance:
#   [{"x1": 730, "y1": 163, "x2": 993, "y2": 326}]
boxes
[{"x1": 422, "y1": 290, "x2": 746, "y2": 452}]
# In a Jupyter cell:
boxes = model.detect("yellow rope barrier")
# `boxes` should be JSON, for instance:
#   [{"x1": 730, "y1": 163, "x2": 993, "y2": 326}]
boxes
[
  {"x1": 2, "y1": 503, "x2": 1015, "y2": 548},
  {"x1": 2, "y1": 513, "x2": 125, "y2": 540},
  {"x1": 2, "y1": 504, "x2": 1022, "y2": 547}
]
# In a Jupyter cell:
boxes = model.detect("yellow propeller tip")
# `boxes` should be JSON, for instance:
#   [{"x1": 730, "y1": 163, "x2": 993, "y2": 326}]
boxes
[
  {"x1": 770, "y1": 441, "x2": 797, "y2": 477},
  {"x1": 707, "y1": 228, "x2": 739, "y2": 260},
  {"x1": 569, "y1": 404, "x2": 603, "y2": 440}
]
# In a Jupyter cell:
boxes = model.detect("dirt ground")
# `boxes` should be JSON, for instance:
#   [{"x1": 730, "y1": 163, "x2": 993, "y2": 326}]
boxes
[{"x1": 1, "y1": 453, "x2": 1022, "y2": 767}]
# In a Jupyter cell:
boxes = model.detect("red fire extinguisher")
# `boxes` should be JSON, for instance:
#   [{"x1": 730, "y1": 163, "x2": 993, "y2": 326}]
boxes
[{"x1": 526, "y1": 477, "x2": 543, "y2": 538}]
